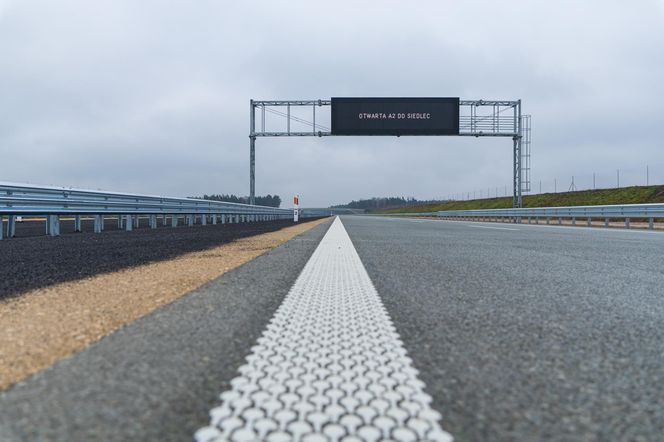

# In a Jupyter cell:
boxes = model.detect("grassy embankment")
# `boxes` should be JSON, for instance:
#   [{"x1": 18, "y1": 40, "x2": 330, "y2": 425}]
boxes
[{"x1": 381, "y1": 185, "x2": 664, "y2": 213}]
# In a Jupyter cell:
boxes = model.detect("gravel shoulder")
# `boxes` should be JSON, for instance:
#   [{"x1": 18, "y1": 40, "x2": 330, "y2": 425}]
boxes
[
  {"x1": 0, "y1": 218, "x2": 329, "y2": 391},
  {"x1": 0, "y1": 218, "x2": 320, "y2": 299}
]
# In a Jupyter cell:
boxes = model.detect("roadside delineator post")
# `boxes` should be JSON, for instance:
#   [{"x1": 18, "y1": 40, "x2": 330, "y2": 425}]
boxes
[{"x1": 294, "y1": 195, "x2": 299, "y2": 222}]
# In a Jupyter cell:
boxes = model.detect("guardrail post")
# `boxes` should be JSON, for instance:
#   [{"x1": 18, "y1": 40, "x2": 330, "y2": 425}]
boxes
[
  {"x1": 171, "y1": 214, "x2": 178, "y2": 227},
  {"x1": 572, "y1": 217, "x2": 576, "y2": 226},
  {"x1": 74, "y1": 215, "x2": 82, "y2": 232},
  {"x1": 125, "y1": 215, "x2": 133, "y2": 231},
  {"x1": 202, "y1": 215, "x2": 207, "y2": 226},
  {"x1": 625, "y1": 217, "x2": 630, "y2": 229},
  {"x1": 162, "y1": 214, "x2": 167, "y2": 226},
  {"x1": 0, "y1": 217, "x2": 3, "y2": 240},
  {"x1": 94, "y1": 215, "x2": 103, "y2": 233},
  {"x1": 149, "y1": 215, "x2": 157, "y2": 229},
  {"x1": 117, "y1": 215, "x2": 123, "y2": 229},
  {"x1": 134, "y1": 215, "x2": 140, "y2": 229},
  {"x1": 546, "y1": 217, "x2": 550, "y2": 225},
  {"x1": 649, "y1": 217, "x2": 654, "y2": 230},
  {"x1": 604, "y1": 218, "x2": 609, "y2": 227},
  {"x1": 47, "y1": 215, "x2": 60, "y2": 236},
  {"x1": 221, "y1": 214, "x2": 226, "y2": 224},
  {"x1": 7, "y1": 215, "x2": 16, "y2": 238},
  {"x1": 212, "y1": 214, "x2": 217, "y2": 225},
  {"x1": 187, "y1": 215, "x2": 194, "y2": 227}
]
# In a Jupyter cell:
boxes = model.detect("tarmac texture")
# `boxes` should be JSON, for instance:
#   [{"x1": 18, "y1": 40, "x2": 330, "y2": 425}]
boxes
[{"x1": 342, "y1": 216, "x2": 664, "y2": 442}]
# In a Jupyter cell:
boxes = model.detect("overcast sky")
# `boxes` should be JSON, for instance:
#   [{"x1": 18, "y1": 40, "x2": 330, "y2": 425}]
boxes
[{"x1": 1, "y1": 0, "x2": 663, "y2": 206}]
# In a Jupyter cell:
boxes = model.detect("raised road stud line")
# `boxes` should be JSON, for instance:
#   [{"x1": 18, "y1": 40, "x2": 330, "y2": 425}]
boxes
[{"x1": 196, "y1": 217, "x2": 453, "y2": 442}]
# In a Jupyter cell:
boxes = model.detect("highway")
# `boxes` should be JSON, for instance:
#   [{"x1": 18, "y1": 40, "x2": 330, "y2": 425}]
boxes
[{"x1": 1, "y1": 216, "x2": 663, "y2": 441}]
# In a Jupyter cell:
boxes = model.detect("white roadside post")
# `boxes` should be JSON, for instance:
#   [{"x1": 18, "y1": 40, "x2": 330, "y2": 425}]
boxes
[{"x1": 293, "y1": 195, "x2": 299, "y2": 222}]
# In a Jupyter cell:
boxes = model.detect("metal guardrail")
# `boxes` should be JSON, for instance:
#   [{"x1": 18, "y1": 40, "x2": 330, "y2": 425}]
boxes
[
  {"x1": 300, "y1": 208, "x2": 366, "y2": 217},
  {"x1": 370, "y1": 212, "x2": 438, "y2": 217},
  {"x1": 437, "y1": 203, "x2": 664, "y2": 229},
  {"x1": 367, "y1": 204, "x2": 664, "y2": 230},
  {"x1": 0, "y1": 182, "x2": 316, "y2": 239}
]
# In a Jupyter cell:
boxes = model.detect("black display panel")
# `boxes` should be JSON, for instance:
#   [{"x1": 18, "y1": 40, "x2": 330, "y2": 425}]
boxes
[{"x1": 331, "y1": 97, "x2": 460, "y2": 136}]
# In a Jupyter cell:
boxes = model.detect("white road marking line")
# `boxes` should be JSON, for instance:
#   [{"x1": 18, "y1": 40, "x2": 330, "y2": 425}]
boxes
[
  {"x1": 195, "y1": 217, "x2": 453, "y2": 442},
  {"x1": 466, "y1": 224, "x2": 519, "y2": 231},
  {"x1": 506, "y1": 222, "x2": 664, "y2": 235},
  {"x1": 437, "y1": 219, "x2": 664, "y2": 235}
]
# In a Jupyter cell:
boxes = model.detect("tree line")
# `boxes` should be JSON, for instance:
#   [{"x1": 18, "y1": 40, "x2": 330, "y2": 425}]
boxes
[
  {"x1": 331, "y1": 196, "x2": 444, "y2": 211},
  {"x1": 197, "y1": 194, "x2": 282, "y2": 207}
]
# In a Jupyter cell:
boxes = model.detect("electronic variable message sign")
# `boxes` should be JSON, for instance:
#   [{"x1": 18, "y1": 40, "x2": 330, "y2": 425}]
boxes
[{"x1": 331, "y1": 97, "x2": 460, "y2": 136}]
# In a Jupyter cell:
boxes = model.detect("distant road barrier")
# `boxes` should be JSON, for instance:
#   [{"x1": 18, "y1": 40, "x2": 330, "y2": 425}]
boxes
[
  {"x1": 437, "y1": 204, "x2": 664, "y2": 229},
  {"x1": 0, "y1": 182, "x2": 322, "y2": 239}
]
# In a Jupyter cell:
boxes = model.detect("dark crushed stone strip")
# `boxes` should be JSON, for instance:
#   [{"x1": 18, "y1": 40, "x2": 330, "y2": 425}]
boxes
[{"x1": 0, "y1": 218, "x2": 323, "y2": 300}]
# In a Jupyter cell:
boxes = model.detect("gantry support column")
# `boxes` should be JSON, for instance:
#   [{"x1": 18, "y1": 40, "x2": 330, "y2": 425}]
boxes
[{"x1": 249, "y1": 99, "x2": 256, "y2": 205}]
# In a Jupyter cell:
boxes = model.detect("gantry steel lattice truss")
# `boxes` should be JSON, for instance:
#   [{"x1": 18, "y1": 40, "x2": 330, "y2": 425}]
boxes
[{"x1": 249, "y1": 99, "x2": 531, "y2": 208}]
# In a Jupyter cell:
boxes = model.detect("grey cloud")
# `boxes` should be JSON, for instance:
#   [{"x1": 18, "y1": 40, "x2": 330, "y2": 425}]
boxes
[{"x1": 1, "y1": 0, "x2": 663, "y2": 206}]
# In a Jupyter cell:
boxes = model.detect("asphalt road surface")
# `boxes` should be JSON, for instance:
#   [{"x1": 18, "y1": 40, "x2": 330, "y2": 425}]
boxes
[
  {"x1": 342, "y1": 216, "x2": 664, "y2": 441},
  {"x1": 1, "y1": 216, "x2": 663, "y2": 441}
]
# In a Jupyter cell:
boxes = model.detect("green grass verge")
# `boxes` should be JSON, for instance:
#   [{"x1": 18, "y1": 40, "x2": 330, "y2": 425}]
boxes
[{"x1": 380, "y1": 185, "x2": 664, "y2": 213}]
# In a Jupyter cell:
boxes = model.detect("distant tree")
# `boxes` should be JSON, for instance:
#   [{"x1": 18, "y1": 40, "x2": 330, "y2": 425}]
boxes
[{"x1": 255, "y1": 194, "x2": 281, "y2": 207}]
